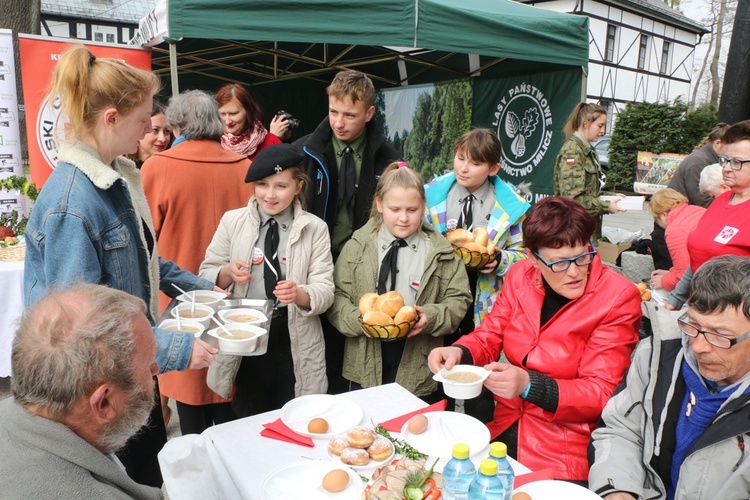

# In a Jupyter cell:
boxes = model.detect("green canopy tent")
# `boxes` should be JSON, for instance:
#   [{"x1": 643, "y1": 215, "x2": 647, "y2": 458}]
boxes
[
  {"x1": 134, "y1": 0, "x2": 588, "y2": 95},
  {"x1": 132, "y1": 0, "x2": 589, "y2": 196}
]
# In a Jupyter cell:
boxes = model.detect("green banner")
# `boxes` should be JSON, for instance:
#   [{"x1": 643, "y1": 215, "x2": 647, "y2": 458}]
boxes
[{"x1": 473, "y1": 68, "x2": 582, "y2": 203}]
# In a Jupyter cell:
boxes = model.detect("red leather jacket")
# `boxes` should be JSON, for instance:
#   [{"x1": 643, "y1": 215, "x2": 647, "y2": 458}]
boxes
[{"x1": 457, "y1": 255, "x2": 641, "y2": 480}]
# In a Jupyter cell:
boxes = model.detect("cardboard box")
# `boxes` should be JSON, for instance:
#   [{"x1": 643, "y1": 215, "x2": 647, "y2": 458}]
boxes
[{"x1": 597, "y1": 240, "x2": 631, "y2": 265}]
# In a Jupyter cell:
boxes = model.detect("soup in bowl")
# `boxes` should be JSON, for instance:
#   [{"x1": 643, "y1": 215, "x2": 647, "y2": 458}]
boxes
[
  {"x1": 433, "y1": 364, "x2": 491, "y2": 399},
  {"x1": 159, "y1": 318, "x2": 205, "y2": 338},
  {"x1": 217, "y1": 308, "x2": 268, "y2": 326},
  {"x1": 176, "y1": 290, "x2": 227, "y2": 312},
  {"x1": 207, "y1": 324, "x2": 268, "y2": 356},
  {"x1": 171, "y1": 302, "x2": 214, "y2": 328}
]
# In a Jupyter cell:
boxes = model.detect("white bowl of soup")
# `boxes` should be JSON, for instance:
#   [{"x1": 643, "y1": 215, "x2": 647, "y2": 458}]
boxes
[
  {"x1": 176, "y1": 290, "x2": 226, "y2": 312},
  {"x1": 207, "y1": 324, "x2": 268, "y2": 356},
  {"x1": 159, "y1": 318, "x2": 205, "y2": 338},
  {"x1": 433, "y1": 364, "x2": 491, "y2": 399},
  {"x1": 171, "y1": 302, "x2": 214, "y2": 328},
  {"x1": 217, "y1": 308, "x2": 268, "y2": 326}
]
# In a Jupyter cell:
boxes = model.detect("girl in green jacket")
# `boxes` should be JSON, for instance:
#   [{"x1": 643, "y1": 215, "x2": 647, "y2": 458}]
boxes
[{"x1": 327, "y1": 162, "x2": 471, "y2": 400}]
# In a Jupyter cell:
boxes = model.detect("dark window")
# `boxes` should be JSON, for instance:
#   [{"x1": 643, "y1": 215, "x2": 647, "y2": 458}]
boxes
[
  {"x1": 660, "y1": 41, "x2": 671, "y2": 74},
  {"x1": 605, "y1": 24, "x2": 617, "y2": 62},
  {"x1": 106, "y1": 33, "x2": 115, "y2": 43},
  {"x1": 638, "y1": 35, "x2": 648, "y2": 70},
  {"x1": 94, "y1": 32, "x2": 103, "y2": 42}
]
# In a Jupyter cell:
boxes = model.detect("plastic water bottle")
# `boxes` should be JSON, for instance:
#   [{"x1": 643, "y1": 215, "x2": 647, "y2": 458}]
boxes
[
  {"x1": 468, "y1": 459, "x2": 505, "y2": 499},
  {"x1": 488, "y1": 442, "x2": 515, "y2": 499},
  {"x1": 442, "y1": 443, "x2": 476, "y2": 500}
]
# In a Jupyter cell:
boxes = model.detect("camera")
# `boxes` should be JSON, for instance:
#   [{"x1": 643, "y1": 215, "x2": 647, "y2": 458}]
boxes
[{"x1": 275, "y1": 110, "x2": 299, "y2": 129}]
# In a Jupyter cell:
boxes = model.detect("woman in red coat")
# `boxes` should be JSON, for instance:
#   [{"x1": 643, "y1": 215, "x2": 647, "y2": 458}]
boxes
[{"x1": 428, "y1": 197, "x2": 641, "y2": 482}]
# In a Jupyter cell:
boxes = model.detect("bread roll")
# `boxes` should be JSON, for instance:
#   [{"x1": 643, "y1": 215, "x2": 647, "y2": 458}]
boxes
[
  {"x1": 472, "y1": 227, "x2": 489, "y2": 247},
  {"x1": 462, "y1": 241, "x2": 487, "y2": 254},
  {"x1": 358, "y1": 293, "x2": 379, "y2": 315},
  {"x1": 374, "y1": 291, "x2": 405, "y2": 318},
  {"x1": 447, "y1": 229, "x2": 473, "y2": 246},
  {"x1": 394, "y1": 306, "x2": 417, "y2": 324},
  {"x1": 363, "y1": 311, "x2": 394, "y2": 326},
  {"x1": 346, "y1": 426, "x2": 376, "y2": 448},
  {"x1": 486, "y1": 242, "x2": 496, "y2": 255}
]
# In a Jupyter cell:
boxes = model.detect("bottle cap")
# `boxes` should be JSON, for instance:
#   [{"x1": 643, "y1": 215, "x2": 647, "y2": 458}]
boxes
[
  {"x1": 479, "y1": 458, "x2": 499, "y2": 476},
  {"x1": 489, "y1": 442, "x2": 508, "y2": 458},
  {"x1": 452, "y1": 443, "x2": 470, "y2": 459}
]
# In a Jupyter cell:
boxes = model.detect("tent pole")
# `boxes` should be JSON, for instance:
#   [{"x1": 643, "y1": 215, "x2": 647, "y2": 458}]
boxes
[{"x1": 169, "y1": 40, "x2": 179, "y2": 97}]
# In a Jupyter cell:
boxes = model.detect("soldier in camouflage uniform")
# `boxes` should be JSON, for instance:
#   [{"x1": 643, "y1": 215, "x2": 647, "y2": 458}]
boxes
[{"x1": 554, "y1": 102, "x2": 624, "y2": 237}]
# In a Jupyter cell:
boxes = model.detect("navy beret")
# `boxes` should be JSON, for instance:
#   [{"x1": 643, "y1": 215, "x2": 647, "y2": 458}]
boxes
[{"x1": 245, "y1": 143, "x2": 306, "y2": 183}]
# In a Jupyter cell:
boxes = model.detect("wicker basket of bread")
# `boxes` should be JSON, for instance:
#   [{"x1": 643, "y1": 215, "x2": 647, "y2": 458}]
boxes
[
  {"x1": 358, "y1": 291, "x2": 418, "y2": 341},
  {"x1": 447, "y1": 227, "x2": 497, "y2": 270}
]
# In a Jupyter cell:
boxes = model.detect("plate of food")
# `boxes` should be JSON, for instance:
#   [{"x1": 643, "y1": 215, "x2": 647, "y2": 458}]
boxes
[
  {"x1": 362, "y1": 458, "x2": 443, "y2": 500},
  {"x1": 400, "y1": 411, "x2": 490, "y2": 459},
  {"x1": 280, "y1": 394, "x2": 364, "y2": 439},
  {"x1": 327, "y1": 428, "x2": 395, "y2": 470},
  {"x1": 513, "y1": 479, "x2": 603, "y2": 499},
  {"x1": 260, "y1": 460, "x2": 363, "y2": 500}
]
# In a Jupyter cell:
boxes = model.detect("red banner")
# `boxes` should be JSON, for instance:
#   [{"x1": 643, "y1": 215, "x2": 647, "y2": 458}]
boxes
[{"x1": 18, "y1": 36, "x2": 151, "y2": 187}]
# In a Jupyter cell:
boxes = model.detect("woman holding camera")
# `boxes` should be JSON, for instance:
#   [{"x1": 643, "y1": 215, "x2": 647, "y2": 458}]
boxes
[{"x1": 216, "y1": 83, "x2": 286, "y2": 159}]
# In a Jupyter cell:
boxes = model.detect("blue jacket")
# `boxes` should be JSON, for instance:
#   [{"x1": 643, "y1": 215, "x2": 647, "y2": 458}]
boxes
[
  {"x1": 24, "y1": 141, "x2": 214, "y2": 372},
  {"x1": 425, "y1": 172, "x2": 529, "y2": 324}
]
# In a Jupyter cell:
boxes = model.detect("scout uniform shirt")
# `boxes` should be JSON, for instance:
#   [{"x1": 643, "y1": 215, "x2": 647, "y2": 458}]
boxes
[
  {"x1": 446, "y1": 180, "x2": 495, "y2": 231},
  {"x1": 247, "y1": 205, "x2": 293, "y2": 307}
]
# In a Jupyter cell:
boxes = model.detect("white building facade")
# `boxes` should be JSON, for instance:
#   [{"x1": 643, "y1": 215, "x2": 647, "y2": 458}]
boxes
[
  {"x1": 519, "y1": 0, "x2": 707, "y2": 126},
  {"x1": 40, "y1": 0, "x2": 151, "y2": 46}
]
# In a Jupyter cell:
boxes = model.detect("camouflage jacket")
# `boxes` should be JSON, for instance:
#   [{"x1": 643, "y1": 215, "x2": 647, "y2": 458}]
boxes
[{"x1": 553, "y1": 134, "x2": 610, "y2": 218}]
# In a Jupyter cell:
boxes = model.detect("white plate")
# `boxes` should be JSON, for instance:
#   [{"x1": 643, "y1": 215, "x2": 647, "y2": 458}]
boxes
[
  {"x1": 280, "y1": 395, "x2": 364, "y2": 439},
  {"x1": 400, "y1": 411, "x2": 490, "y2": 458},
  {"x1": 326, "y1": 440, "x2": 395, "y2": 470},
  {"x1": 514, "y1": 479, "x2": 602, "y2": 499},
  {"x1": 261, "y1": 460, "x2": 364, "y2": 500}
]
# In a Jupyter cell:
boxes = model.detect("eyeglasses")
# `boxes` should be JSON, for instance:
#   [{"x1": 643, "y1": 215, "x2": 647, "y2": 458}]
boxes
[
  {"x1": 677, "y1": 313, "x2": 750, "y2": 349},
  {"x1": 718, "y1": 155, "x2": 750, "y2": 171},
  {"x1": 534, "y1": 243, "x2": 597, "y2": 273}
]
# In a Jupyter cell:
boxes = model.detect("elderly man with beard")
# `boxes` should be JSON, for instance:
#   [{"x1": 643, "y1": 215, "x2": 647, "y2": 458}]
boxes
[{"x1": 0, "y1": 284, "x2": 163, "y2": 499}]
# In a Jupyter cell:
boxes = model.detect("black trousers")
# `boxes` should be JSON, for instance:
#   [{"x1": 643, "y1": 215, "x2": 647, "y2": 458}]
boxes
[
  {"x1": 232, "y1": 312, "x2": 296, "y2": 418},
  {"x1": 321, "y1": 313, "x2": 349, "y2": 394},
  {"x1": 116, "y1": 377, "x2": 166, "y2": 488},
  {"x1": 175, "y1": 401, "x2": 236, "y2": 435}
]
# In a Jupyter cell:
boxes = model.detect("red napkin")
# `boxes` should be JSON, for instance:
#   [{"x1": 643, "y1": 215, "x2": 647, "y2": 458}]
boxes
[
  {"x1": 513, "y1": 468, "x2": 555, "y2": 488},
  {"x1": 260, "y1": 418, "x2": 314, "y2": 447},
  {"x1": 378, "y1": 399, "x2": 448, "y2": 432}
]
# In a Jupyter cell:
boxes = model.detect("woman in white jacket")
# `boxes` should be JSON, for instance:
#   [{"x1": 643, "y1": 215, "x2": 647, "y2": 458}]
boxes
[{"x1": 200, "y1": 144, "x2": 334, "y2": 417}]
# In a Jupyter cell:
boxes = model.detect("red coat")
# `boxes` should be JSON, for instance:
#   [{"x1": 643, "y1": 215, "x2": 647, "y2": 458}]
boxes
[
  {"x1": 142, "y1": 139, "x2": 253, "y2": 405},
  {"x1": 457, "y1": 256, "x2": 641, "y2": 480},
  {"x1": 662, "y1": 203, "x2": 705, "y2": 291}
]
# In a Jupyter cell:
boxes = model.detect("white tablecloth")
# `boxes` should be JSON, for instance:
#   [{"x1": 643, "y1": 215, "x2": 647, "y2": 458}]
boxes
[
  {"x1": 0, "y1": 261, "x2": 24, "y2": 377},
  {"x1": 159, "y1": 383, "x2": 530, "y2": 500}
]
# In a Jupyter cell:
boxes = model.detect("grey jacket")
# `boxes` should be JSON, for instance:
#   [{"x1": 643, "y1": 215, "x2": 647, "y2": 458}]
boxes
[
  {"x1": 589, "y1": 303, "x2": 750, "y2": 499},
  {"x1": 0, "y1": 399, "x2": 162, "y2": 499},
  {"x1": 667, "y1": 143, "x2": 718, "y2": 208},
  {"x1": 201, "y1": 199, "x2": 333, "y2": 397}
]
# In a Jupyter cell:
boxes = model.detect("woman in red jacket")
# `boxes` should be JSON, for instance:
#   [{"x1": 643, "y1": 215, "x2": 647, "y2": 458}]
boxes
[{"x1": 428, "y1": 196, "x2": 641, "y2": 483}]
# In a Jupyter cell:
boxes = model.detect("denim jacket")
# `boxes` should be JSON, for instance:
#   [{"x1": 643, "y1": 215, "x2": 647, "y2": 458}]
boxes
[{"x1": 24, "y1": 141, "x2": 214, "y2": 372}]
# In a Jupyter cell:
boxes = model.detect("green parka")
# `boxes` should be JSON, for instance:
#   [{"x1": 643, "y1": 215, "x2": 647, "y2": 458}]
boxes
[{"x1": 327, "y1": 218, "x2": 471, "y2": 396}]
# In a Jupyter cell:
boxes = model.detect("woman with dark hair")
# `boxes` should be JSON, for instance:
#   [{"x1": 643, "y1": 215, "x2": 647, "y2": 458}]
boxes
[
  {"x1": 126, "y1": 101, "x2": 172, "y2": 169},
  {"x1": 215, "y1": 83, "x2": 285, "y2": 160},
  {"x1": 429, "y1": 196, "x2": 641, "y2": 483}
]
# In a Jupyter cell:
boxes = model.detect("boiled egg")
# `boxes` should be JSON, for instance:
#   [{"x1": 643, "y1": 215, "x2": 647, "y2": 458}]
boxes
[
  {"x1": 407, "y1": 414, "x2": 428, "y2": 434},
  {"x1": 322, "y1": 469, "x2": 349, "y2": 492},
  {"x1": 512, "y1": 493, "x2": 533, "y2": 500},
  {"x1": 307, "y1": 417, "x2": 329, "y2": 434}
]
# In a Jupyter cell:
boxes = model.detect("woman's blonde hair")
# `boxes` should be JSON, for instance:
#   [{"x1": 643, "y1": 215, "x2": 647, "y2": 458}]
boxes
[
  {"x1": 648, "y1": 188, "x2": 688, "y2": 218},
  {"x1": 369, "y1": 161, "x2": 426, "y2": 230},
  {"x1": 563, "y1": 102, "x2": 607, "y2": 138},
  {"x1": 49, "y1": 44, "x2": 160, "y2": 140}
]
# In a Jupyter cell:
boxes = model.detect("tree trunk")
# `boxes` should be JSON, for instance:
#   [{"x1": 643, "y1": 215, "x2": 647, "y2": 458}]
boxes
[
  {"x1": 719, "y1": 0, "x2": 750, "y2": 123},
  {"x1": 691, "y1": 28, "x2": 714, "y2": 110},
  {"x1": 709, "y1": 0, "x2": 727, "y2": 106},
  {"x1": 0, "y1": 0, "x2": 42, "y2": 162}
]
